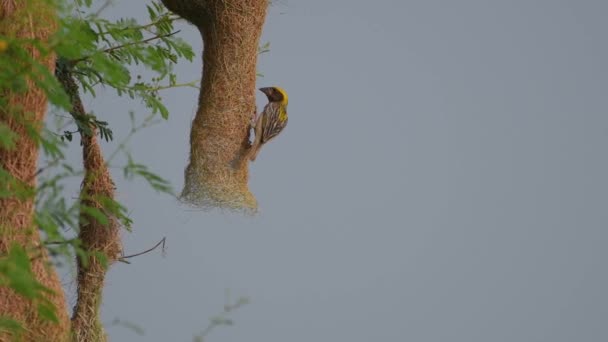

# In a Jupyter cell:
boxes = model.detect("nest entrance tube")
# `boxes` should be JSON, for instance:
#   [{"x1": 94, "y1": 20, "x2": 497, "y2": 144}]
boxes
[{"x1": 161, "y1": 0, "x2": 269, "y2": 213}]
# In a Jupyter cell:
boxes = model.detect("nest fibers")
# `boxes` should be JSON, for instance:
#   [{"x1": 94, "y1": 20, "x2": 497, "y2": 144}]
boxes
[
  {"x1": 161, "y1": 0, "x2": 269, "y2": 213},
  {"x1": 0, "y1": 1, "x2": 71, "y2": 340},
  {"x1": 70, "y1": 131, "x2": 122, "y2": 342}
]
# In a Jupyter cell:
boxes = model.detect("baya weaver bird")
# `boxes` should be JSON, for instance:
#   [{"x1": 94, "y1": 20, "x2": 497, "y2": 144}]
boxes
[{"x1": 249, "y1": 86, "x2": 289, "y2": 161}]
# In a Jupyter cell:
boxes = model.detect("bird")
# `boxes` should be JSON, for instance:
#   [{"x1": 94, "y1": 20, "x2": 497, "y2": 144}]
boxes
[{"x1": 249, "y1": 86, "x2": 289, "y2": 161}]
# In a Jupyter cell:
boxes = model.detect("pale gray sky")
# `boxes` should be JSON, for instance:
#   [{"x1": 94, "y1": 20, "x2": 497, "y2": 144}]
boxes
[{"x1": 60, "y1": 0, "x2": 608, "y2": 341}]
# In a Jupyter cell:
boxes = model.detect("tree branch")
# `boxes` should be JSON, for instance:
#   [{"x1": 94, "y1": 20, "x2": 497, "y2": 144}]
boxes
[{"x1": 70, "y1": 31, "x2": 180, "y2": 66}]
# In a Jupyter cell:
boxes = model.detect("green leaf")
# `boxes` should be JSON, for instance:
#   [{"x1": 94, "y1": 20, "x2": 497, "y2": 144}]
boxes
[
  {"x1": 147, "y1": 5, "x2": 158, "y2": 20},
  {"x1": 0, "y1": 316, "x2": 24, "y2": 337},
  {"x1": 91, "y1": 251, "x2": 109, "y2": 269},
  {"x1": 0, "y1": 123, "x2": 18, "y2": 149},
  {"x1": 123, "y1": 161, "x2": 173, "y2": 194},
  {"x1": 37, "y1": 302, "x2": 59, "y2": 323},
  {"x1": 0, "y1": 245, "x2": 51, "y2": 302},
  {"x1": 80, "y1": 205, "x2": 109, "y2": 226}
]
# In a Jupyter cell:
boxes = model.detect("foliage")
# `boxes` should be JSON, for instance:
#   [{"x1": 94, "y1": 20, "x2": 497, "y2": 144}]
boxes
[
  {"x1": 2, "y1": 0, "x2": 268, "y2": 336},
  {"x1": 0, "y1": 245, "x2": 59, "y2": 322},
  {"x1": 0, "y1": 0, "x2": 194, "y2": 333}
]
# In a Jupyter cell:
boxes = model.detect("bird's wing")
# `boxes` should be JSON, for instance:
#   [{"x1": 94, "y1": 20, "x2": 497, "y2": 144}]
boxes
[{"x1": 261, "y1": 102, "x2": 287, "y2": 143}]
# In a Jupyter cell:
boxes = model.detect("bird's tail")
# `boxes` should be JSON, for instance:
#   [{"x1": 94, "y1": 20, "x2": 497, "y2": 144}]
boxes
[
  {"x1": 249, "y1": 114, "x2": 264, "y2": 162},
  {"x1": 249, "y1": 143, "x2": 261, "y2": 161}
]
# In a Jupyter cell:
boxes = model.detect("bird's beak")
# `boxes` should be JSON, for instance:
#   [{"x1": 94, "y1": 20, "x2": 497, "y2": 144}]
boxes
[{"x1": 259, "y1": 87, "x2": 271, "y2": 95}]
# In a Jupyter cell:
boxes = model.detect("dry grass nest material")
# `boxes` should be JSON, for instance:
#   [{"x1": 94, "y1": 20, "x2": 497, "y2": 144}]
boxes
[{"x1": 165, "y1": 0, "x2": 268, "y2": 214}]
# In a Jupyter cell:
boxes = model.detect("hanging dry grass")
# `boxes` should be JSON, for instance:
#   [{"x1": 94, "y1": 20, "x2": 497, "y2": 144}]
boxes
[
  {"x1": 70, "y1": 130, "x2": 121, "y2": 342},
  {"x1": 161, "y1": 0, "x2": 269, "y2": 213},
  {"x1": 54, "y1": 49, "x2": 122, "y2": 341},
  {"x1": 51, "y1": 66, "x2": 122, "y2": 342},
  {"x1": 0, "y1": 1, "x2": 70, "y2": 341}
]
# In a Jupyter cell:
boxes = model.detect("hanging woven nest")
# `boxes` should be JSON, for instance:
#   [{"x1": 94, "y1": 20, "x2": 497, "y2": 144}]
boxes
[{"x1": 161, "y1": 0, "x2": 269, "y2": 213}]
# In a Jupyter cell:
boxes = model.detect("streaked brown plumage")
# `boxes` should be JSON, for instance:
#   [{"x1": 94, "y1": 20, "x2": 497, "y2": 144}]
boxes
[{"x1": 250, "y1": 86, "x2": 288, "y2": 161}]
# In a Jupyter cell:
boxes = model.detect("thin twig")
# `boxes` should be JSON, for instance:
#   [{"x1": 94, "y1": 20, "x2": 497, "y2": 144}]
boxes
[
  {"x1": 95, "y1": 14, "x2": 180, "y2": 37},
  {"x1": 194, "y1": 293, "x2": 250, "y2": 341},
  {"x1": 70, "y1": 31, "x2": 180, "y2": 65},
  {"x1": 28, "y1": 158, "x2": 62, "y2": 182},
  {"x1": 44, "y1": 238, "x2": 79, "y2": 246},
  {"x1": 119, "y1": 237, "x2": 166, "y2": 263},
  {"x1": 106, "y1": 114, "x2": 161, "y2": 164},
  {"x1": 93, "y1": 0, "x2": 114, "y2": 17},
  {"x1": 140, "y1": 81, "x2": 200, "y2": 92}
]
